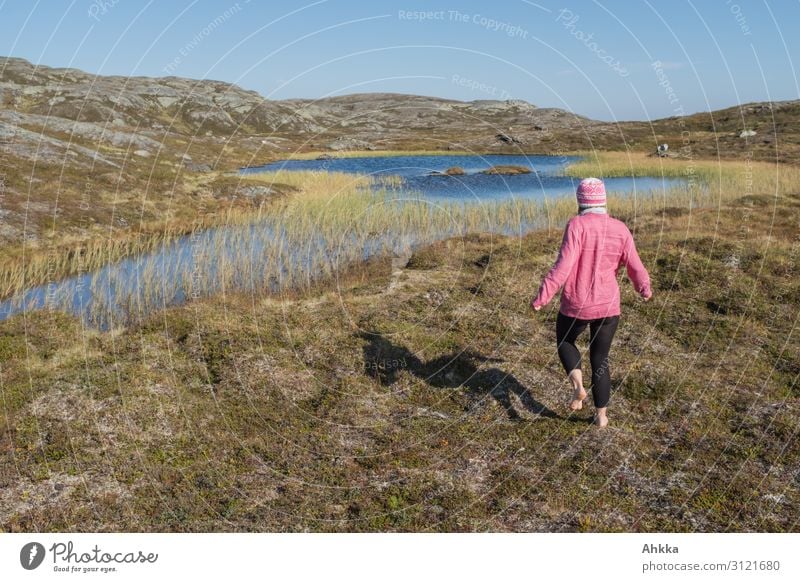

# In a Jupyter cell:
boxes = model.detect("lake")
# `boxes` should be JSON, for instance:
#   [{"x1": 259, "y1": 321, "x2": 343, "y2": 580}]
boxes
[
  {"x1": 243, "y1": 154, "x2": 681, "y2": 202},
  {"x1": 1, "y1": 154, "x2": 685, "y2": 328}
]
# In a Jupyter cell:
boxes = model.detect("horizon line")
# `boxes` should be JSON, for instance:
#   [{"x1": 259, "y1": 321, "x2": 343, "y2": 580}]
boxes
[{"x1": 1, "y1": 54, "x2": 795, "y2": 124}]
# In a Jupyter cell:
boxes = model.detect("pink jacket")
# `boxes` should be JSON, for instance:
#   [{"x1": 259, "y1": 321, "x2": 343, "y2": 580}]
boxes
[{"x1": 532, "y1": 213, "x2": 651, "y2": 319}]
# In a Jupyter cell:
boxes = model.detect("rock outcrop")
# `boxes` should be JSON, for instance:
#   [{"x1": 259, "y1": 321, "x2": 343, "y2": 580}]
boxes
[
  {"x1": 327, "y1": 137, "x2": 375, "y2": 151},
  {"x1": 428, "y1": 166, "x2": 466, "y2": 176},
  {"x1": 0, "y1": 56, "x2": 600, "y2": 159},
  {"x1": 2, "y1": 55, "x2": 798, "y2": 168},
  {"x1": 481, "y1": 165, "x2": 532, "y2": 175}
]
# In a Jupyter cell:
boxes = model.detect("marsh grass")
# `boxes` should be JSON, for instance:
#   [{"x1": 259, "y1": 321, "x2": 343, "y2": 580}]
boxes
[
  {"x1": 565, "y1": 150, "x2": 794, "y2": 186},
  {"x1": 278, "y1": 149, "x2": 483, "y2": 161},
  {"x1": 3, "y1": 170, "x2": 567, "y2": 325},
  {"x1": 0, "y1": 172, "x2": 293, "y2": 300},
  {"x1": 565, "y1": 150, "x2": 800, "y2": 221},
  {"x1": 4, "y1": 152, "x2": 799, "y2": 327}
]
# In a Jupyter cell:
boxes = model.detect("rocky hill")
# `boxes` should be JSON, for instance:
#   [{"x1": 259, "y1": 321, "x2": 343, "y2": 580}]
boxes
[
  {"x1": 1, "y1": 57, "x2": 302, "y2": 133},
  {"x1": 3, "y1": 55, "x2": 798, "y2": 165},
  {"x1": 0, "y1": 56, "x2": 598, "y2": 163}
]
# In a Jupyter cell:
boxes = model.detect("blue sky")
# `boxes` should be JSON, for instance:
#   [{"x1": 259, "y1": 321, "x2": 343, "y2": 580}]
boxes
[{"x1": 0, "y1": 0, "x2": 797, "y2": 120}]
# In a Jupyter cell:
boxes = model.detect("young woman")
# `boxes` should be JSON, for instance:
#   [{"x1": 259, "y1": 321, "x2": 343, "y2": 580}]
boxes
[{"x1": 531, "y1": 178, "x2": 652, "y2": 427}]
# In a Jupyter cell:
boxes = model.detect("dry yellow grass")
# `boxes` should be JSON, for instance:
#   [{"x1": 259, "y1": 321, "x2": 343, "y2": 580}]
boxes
[
  {"x1": 277, "y1": 149, "x2": 480, "y2": 160},
  {"x1": 4, "y1": 152, "x2": 797, "y2": 309}
]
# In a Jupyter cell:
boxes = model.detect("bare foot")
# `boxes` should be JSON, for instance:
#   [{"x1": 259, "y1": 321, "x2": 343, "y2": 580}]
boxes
[
  {"x1": 593, "y1": 408, "x2": 609, "y2": 427},
  {"x1": 567, "y1": 370, "x2": 586, "y2": 411},
  {"x1": 569, "y1": 386, "x2": 587, "y2": 411}
]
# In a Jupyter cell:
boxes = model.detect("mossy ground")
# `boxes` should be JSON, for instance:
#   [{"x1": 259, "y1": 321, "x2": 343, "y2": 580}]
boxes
[{"x1": 1, "y1": 191, "x2": 799, "y2": 532}]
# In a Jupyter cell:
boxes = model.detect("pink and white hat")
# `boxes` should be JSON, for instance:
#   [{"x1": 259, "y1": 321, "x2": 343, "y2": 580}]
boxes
[{"x1": 576, "y1": 177, "x2": 607, "y2": 209}]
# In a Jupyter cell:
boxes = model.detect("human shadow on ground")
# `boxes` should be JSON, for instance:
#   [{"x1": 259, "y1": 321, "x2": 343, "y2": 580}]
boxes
[{"x1": 359, "y1": 331, "x2": 585, "y2": 422}]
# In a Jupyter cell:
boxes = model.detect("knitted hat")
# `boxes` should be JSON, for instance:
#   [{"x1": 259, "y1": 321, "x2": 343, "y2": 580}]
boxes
[{"x1": 576, "y1": 177, "x2": 607, "y2": 208}]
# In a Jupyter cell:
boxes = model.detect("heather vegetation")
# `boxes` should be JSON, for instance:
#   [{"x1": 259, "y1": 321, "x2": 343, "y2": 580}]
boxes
[{"x1": 1, "y1": 149, "x2": 798, "y2": 531}]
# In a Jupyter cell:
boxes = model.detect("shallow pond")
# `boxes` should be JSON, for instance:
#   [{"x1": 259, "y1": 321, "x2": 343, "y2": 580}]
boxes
[
  {"x1": 243, "y1": 154, "x2": 680, "y2": 202},
  {"x1": 2, "y1": 155, "x2": 685, "y2": 328}
]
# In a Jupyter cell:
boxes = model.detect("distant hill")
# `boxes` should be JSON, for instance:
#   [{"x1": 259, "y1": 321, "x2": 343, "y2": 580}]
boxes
[
  {"x1": 2, "y1": 56, "x2": 798, "y2": 167},
  {"x1": 0, "y1": 57, "x2": 595, "y2": 160}
]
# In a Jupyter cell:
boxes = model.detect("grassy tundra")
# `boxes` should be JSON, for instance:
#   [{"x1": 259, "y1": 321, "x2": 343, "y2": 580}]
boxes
[
  {"x1": 1, "y1": 152, "x2": 799, "y2": 531},
  {"x1": 3, "y1": 150, "x2": 799, "y2": 303}
]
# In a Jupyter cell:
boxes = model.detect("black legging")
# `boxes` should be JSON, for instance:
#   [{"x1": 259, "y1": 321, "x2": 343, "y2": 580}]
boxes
[{"x1": 555, "y1": 312, "x2": 620, "y2": 408}]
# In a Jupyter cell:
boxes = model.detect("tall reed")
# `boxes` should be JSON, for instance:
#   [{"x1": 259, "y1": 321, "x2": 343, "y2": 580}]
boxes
[{"x1": 4, "y1": 153, "x2": 798, "y2": 327}]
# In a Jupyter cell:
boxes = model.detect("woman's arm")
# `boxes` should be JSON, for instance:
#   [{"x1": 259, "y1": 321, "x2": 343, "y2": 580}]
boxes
[
  {"x1": 531, "y1": 219, "x2": 582, "y2": 309},
  {"x1": 621, "y1": 231, "x2": 652, "y2": 299}
]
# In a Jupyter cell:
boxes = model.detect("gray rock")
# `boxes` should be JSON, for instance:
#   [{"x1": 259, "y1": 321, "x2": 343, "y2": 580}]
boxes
[
  {"x1": 327, "y1": 137, "x2": 375, "y2": 151},
  {"x1": 184, "y1": 162, "x2": 213, "y2": 172},
  {"x1": 0, "y1": 118, "x2": 119, "y2": 168},
  {"x1": 0, "y1": 111, "x2": 161, "y2": 150},
  {"x1": 428, "y1": 166, "x2": 465, "y2": 176},
  {"x1": 237, "y1": 185, "x2": 274, "y2": 198},
  {"x1": 496, "y1": 132, "x2": 526, "y2": 145},
  {"x1": 481, "y1": 165, "x2": 532, "y2": 175}
]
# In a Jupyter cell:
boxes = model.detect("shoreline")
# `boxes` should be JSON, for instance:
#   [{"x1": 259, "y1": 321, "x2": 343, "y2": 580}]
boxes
[
  {"x1": 237, "y1": 150, "x2": 581, "y2": 170},
  {"x1": 1, "y1": 151, "x2": 793, "y2": 308}
]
